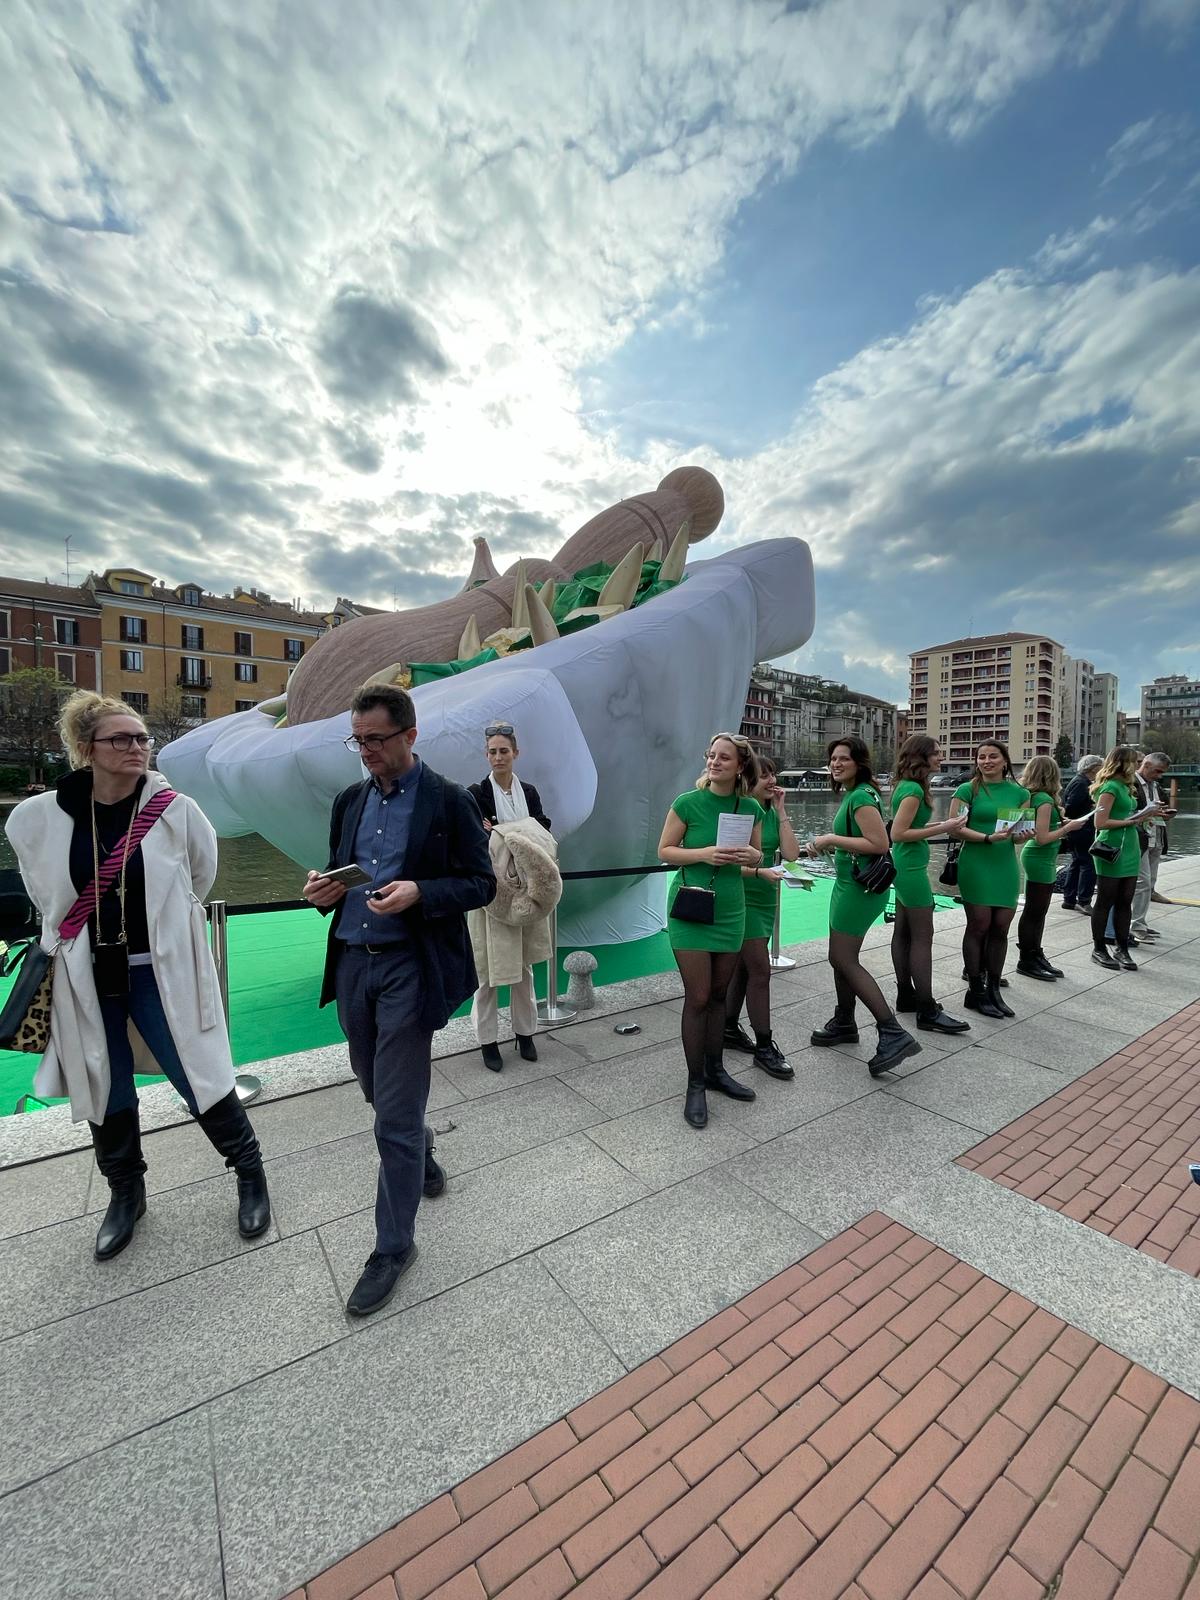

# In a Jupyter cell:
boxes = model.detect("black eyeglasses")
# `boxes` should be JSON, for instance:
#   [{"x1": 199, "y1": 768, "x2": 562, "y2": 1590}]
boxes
[
  {"x1": 485, "y1": 723, "x2": 515, "y2": 738},
  {"x1": 93, "y1": 733, "x2": 155, "y2": 751},
  {"x1": 344, "y1": 730, "x2": 410, "y2": 753}
]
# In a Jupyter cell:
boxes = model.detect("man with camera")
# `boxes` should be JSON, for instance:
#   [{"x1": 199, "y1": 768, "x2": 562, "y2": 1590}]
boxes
[{"x1": 303, "y1": 683, "x2": 495, "y2": 1316}]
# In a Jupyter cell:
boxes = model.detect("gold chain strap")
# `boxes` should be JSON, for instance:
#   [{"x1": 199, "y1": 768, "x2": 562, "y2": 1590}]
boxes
[{"x1": 91, "y1": 794, "x2": 135, "y2": 945}]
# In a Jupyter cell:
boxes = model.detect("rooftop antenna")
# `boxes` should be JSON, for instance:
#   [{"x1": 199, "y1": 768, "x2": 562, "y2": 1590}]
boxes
[{"x1": 63, "y1": 536, "x2": 73, "y2": 586}]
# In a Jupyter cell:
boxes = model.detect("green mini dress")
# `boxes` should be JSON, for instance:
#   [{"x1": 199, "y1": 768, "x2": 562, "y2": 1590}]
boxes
[
  {"x1": 1093, "y1": 779, "x2": 1140, "y2": 878},
  {"x1": 890, "y1": 779, "x2": 934, "y2": 909},
  {"x1": 954, "y1": 779, "x2": 1030, "y2": 910},
  {"x1": 743, "y1": 807, "x2": 781, "y2": 941},
  {"x1": 829, "y1": 784, "x2": 889, "y2": 938},
  {"x1": 1021, "y1": 791, "x2": 1062, "y2": 886},
  {"x1": 667, "y1": 789, "x2": 766, "y2": 953}
]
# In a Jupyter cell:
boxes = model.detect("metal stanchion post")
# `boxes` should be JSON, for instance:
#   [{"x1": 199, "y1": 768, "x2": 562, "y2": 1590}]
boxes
[
  {"x1": 769, "y1": 850, "x2": 796, "y2": 971},
  {"x1": 208, "y1": 900, "x2": 262, "y2": 1105},
  {"x1": 536, "y1": 905, "x2": 576, "y2": 1024}
]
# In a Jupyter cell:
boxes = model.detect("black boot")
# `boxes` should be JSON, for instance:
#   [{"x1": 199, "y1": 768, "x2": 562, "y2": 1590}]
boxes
[
  {"x1": 894, "y1": 980, "x2": 918, "y2": 1014},
  {"x1": 964, "y1": 974, "x2": 1004, "y2": 1019},
  {"x1": 723, "y1": 1021, "x2": 757, "y2": 1055},
  {"x1": 915, "y1": 1002, "x2": 970, "y2": 1034},
  {"x1": 987, "y1": 977, "x2": 1015, "y2": 1018},
  {"x1": 481, "y1": 1042, "x2": 504, "y2": 1072},
  {"x1": 752, "y1": 1035, "x2": 795, "y2": 1080},
  {"x1": 684, "y1": 1074, "x2": 708, "y2": 1129},
  {"x1": 963, "y1": 965, "x2": 1008, "y2": 987},
  {"x1": 90, "y1": 1107, "x2": 147, "y2": 1261},
  {"x1": 423, "y1": 1125, "x2": 446, "y2": 1198},
  {"x1": 1114, "y1": 945, "x2": 1139, "y2": 971},
  {"x1": 196, "y1": 1090, "x2": 271, "y2": 1239},
  {"x1": 515, "y1": 1034, "x2": 538, "y2": 1062},
  {"x1": 1016, "y1": 951, "x2": 1057, "y2": 982},
  {"x1": 1091, "y1": 944, "x2": 1120, "y2": 970},
  {"x1": 703, "y1": 1053, "x2": 756, "y2": 1101},
  {"x1": 867, "y1": 1016, "x2": 921, "y2": 1077},
  {"x1": 810, "y1": 1009, "x2": 859, "y2": 1046},
  {"x1": 1036, "y1": 951, "x2": 1065, "y2": 978}
]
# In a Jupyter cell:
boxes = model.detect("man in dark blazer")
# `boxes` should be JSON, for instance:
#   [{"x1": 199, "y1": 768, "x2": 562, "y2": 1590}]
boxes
[{"x1": 303, "y1": 683, "x2": 494, "y2": 1315}]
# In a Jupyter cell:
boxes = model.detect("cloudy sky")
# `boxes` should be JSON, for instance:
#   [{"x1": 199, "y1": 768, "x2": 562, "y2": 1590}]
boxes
[{"x1": 1, "y1": 0, "x2": 1198, "y2": 710}]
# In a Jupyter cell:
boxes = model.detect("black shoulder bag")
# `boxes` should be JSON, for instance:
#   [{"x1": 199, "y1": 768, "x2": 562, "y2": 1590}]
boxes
[
  {"x1": 939, "y1": 799, "x2": 968, "y2": 887},
  {"x1": 670, "y1": 797, "x2": 741, "y2": 925},
  {"x1": 850, "y1": 793, "x2": 897, "y2": 895}
]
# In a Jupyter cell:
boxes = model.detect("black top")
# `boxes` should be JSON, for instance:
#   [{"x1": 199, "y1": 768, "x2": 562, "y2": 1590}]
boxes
[
  {"x1": 59, "y1": 769, "x2": 151, "y2": 952},
  {"x1": 467, "y1": 776, "x2": 551, "y2": 832}
]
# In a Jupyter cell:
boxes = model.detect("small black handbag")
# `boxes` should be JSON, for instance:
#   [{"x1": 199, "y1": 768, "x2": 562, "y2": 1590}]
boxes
[
  {"x1": 939, "y1": 838, "x2": 962, "y2": 888},
  {"x1": 849, "y1": 796, "x2": 897, "y2": 895},
  {"x1": 670, "y1": 796, "x2": 741, "y2": 924},
  {"x1": 1089, "y1": 837, "x2": 1121, "y2": 864}
]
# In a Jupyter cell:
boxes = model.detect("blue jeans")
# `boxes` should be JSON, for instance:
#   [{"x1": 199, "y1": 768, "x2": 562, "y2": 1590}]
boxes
[
  {"x1": 1061, "y1": 840, "x2": 1096, "y2": 908},
  {"x1": 101, "y1": 964, "x2": 199, "y2": 1117},
  {"x1": 335, "y1": 943, "x2": 433, "y2": 1256}
]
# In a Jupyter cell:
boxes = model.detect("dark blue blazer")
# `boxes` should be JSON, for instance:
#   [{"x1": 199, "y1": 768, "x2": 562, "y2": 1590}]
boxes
[{"x1": 318, "y1": 763, "x2": 496, "y2": 1030}]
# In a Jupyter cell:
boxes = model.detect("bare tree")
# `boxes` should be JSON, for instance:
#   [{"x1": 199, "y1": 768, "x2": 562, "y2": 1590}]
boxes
[
  {"x1": 146, "y1": 688, "x2": 198, "y2": 750},
  {"x1": 0, "y1": 667, "x2": 69, "y2": 783}
]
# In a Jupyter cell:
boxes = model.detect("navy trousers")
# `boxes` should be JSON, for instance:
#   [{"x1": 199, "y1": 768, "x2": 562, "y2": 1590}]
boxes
[
  {"x1": 101, "y1": 965, "x2": 199, "y2": 1117},
  {"x1": 334, "y1": 943, "x2": 433, "y2": 1256}
]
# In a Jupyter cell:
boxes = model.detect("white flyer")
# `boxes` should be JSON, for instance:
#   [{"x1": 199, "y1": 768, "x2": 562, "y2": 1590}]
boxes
[{"x1": 716, "y1": 811, "x2": 755, "y2": 849}]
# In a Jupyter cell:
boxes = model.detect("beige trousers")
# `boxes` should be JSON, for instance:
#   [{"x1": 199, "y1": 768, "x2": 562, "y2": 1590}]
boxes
[{"x1": 472, "y1": 967, "x2": 538, "y2": 1044}]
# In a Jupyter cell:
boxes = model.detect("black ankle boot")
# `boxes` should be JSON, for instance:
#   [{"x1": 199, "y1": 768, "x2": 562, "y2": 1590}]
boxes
[
  {"x1": 481, "y1": 1042, "x2": 504, "y2": 1071},
  {"x1": 810, "y1": 1009, "x2": 858, "y2": 1046},
  {"x1": 684, "y1": 1076, "x2": 708, "y2": 1128},
  {"x1": 987, "y1": 977, "x2": 1015, "y2": 1018},
  {"x1": 1016, "y1": 951, "x2": 1058, "y2": 982},
  {"x1": 90, "y1": 1107, "x2": 148, "y2": 1261},
  {"x1": 868, "y1": 1016, "x2": 921, "y2": 1077},
  {"x1": 963, "y1": 965, "x2": 1008, "y2": 987},
  {"x1": 703, "y1": 1054, "x2": 756, "y2": 1101},
  {"x1": 964, "y1": 974, "x2": 1004, "y2": 1019},
  {"x1": 1091, "y1": 945, "x2": 1120, "y2": 970},
  {"x1": 515, "y1": 1034, "x2": 538, "y2": 1062},
  {"x1": 915, "y1": 1003, "x2": 970, "y2": 1034},
  {"x1": 1036, "y1": 951, "x2": 1065, "y2": 978},
  {"x1": 723, "y1": 1021, "x2": 756, "y2": 1055},
  {"x1": 196, "y1": 1090, "x2": 271, "y2": 1239},
  {"x1": 894, "y1": 981, "x2": 918, "y2": 1014},
  {"x1": 752, "y1": 1035, "x2": 795, "y2": 1080},
  {"x1": 1114, "y1": 945, "x2": 1138, "y2": 972}
]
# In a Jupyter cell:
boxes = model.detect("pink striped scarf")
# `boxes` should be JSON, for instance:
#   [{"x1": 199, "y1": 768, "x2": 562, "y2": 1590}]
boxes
[{"x1": 59, "y1": 788, "x2": 178, "y2": 940}]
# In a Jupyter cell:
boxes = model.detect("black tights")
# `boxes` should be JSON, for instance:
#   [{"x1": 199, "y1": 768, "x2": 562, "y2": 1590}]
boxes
[
  {"x1": 675, "y1": 949, "x2": 740, "y2": 1078},
  {"x1": 828, "y1": 930, "x2": 891, "y2": 1026},
  {"x1": 725, "y1": 939, "x2": 772, "y2": 1038},
  {"x1": 1017, "y1": 881, "x2": 1054, "y2": 956},
  {"x1": 962, "y1": 903, "x2": 1016, "y2": 982},
  {"x1": 1093, "y1": 876, "x2": 1136, "y2": 950},
  {"x1": 891, "y1": 904, "x2": 935, "y2": 1008}
]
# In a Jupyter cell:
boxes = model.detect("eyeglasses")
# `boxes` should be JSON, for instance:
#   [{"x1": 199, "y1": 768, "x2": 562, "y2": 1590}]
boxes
[
  {"x1": 93, "y1": 733, "x2": 155, "y2": 751},
  {"x1": 343, "y1": 730, "x2": 410, "y2": 753},
  {"x1": 485, "y1": 723, "x2": 515, "y2": 738}
]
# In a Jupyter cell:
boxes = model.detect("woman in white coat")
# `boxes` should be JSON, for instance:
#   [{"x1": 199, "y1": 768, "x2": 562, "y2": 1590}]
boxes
[{"x1": 4, "y1": 691, "x2": 270, "y2": 1260}]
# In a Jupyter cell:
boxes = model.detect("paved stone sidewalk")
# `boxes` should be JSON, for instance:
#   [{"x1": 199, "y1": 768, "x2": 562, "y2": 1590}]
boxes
[
  {"x1": 0, "y1": 856, "x2": 1198, "y2": 1599},
  {"x1": 302, "y1": 1212, "x2": 1200, "y2": 1600}
]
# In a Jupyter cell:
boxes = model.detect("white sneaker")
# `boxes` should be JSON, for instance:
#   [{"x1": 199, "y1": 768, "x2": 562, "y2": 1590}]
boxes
[{"x1": 1132, "y1": 926, "x2": 1161, "y2": 941}]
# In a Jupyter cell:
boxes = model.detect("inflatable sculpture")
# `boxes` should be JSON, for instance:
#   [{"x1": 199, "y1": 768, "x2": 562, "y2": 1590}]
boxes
[{"x1": 159, "y1": 468, "x2": 816, "y2": 945}]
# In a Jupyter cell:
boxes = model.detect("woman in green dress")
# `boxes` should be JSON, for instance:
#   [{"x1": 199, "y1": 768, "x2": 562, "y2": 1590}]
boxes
[
  {"x1": 1089, "y1": 745, "x2": 1163, "y2": 972},
  {"x1": 889, "y1": 735, "x2": 969, "y2": 1034},
  {"x1": 806, "y1": 737, "x2": 921, "y2": 1076},
  {"x1": 1015, "y1": 757, "x2": 1087, "y2": 982},
  {"x1": 724, "y1": 756, "x2": 800, "y2": 1080},
  {"x1": 659, "y1": 733, "x2": 766, "y2": 1128},
  {"x1": 948, "y1": 741, "x2": 1032, "y2": 1020}
]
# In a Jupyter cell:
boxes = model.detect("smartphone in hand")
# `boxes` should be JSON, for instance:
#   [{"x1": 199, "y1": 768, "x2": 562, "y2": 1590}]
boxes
[{"x1": 314, "y1": 864, "x2": 372, "y2": 889}]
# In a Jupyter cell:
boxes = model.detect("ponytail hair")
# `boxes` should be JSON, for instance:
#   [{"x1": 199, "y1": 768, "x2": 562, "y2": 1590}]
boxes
[{"x1": 58, "y1": 690, "x2": 146, "y2": 771}]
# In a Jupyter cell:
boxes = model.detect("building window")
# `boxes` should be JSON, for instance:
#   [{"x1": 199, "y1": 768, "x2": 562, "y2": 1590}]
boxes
[
  {"x1": 125, "y1": 692, "x2": 150, "y2": 715},
  {"x1": 235, "y1": 699, "x2": 256, "y2": 712},
  {"x1": 179, "y1": 656, "x2": 208, "y2": 688},
  {"x1": 119, "y1": 615, "x2": 147, "y2": 643},
  {"x1": 181, "y1": 624, "x2": 204, "y2": 651},
  {"x1": 284, "y1": 638, "x2": 304, "y2": 663},
  {"x1": 234, "y1": 631, "x2": 253, "y2": 656},
  {"x1": 0, "y1": 610, "x2": 10, "y2": 639},
  {"x1": 0, "y1": 646, "x2": 9, "y2": 677},
  {"x1": 55, "y1": 617, "x2": 81, "y2": 646},
  {"x1": 180, "y1": 696, "x2": 206, "y2": 720},
  {"x1": 56, "y1": 653, "x2": 76, "y2": 682},
  {"x1": 234, "y1": 662, "x2": 258, "y2": 683},
  {"x1": 181, "y1": 587, "x2": 201, "y2": 606},
  {"x1": 120, "y1": 649, "x2": 144, "y2": 672},
  {"x1": 118, "y1": 580, "x2": 145, "y2": 595}
]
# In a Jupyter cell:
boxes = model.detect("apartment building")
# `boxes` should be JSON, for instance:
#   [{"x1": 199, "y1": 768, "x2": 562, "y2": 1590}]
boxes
[
  {"x1": 1142, "y1": 675, "x2": 1200, "y2": 734},
  {"x1": 87, "y1": 570, "x2": 326, "y2": 721},
  {"x1": 1060, "y1": 655, "x2": 1094, "y2": 760},
  {"x1": 0, "y1": 578, "x2": 102, "y2": 688},
  {"x1": 741, "y1": 664, "x2": 899, "y2": 769},
  {"x1": 908, "y1": 632, "x2": 1064, "y2": 767},
  {"x1": 1090, "y1": 671, "x2": 1119, "y2": 755}
]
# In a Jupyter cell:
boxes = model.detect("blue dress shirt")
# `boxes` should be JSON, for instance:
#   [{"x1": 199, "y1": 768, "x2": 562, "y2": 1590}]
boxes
[{"x1": 340, "y1": 759, "x2": 423, "y2": 946}]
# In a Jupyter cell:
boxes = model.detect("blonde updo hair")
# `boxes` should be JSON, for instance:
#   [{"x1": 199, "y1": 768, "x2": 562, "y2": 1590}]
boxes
[{"x1": 58, "y1": 690, "x2": 147, "y2": 770}]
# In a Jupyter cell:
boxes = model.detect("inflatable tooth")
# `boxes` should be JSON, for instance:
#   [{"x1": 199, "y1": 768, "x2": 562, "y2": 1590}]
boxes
[{"x1": 159, "y1": 470, "x2": 816, "y2": 944}]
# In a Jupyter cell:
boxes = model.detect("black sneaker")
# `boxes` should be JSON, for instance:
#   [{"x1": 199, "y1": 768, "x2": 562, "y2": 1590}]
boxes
[
  {"x1": 423, "y1": 1144, "x2": 446, "y2": 1199},
  {"x1": 752, "y1": 1041, "x2": 795, "y2": 1080},
  {"x1": 346, "y1": 1245, "x2": 418, "y2": 1317},
  {"x1": 723, "y1": 1023, "x2": 757, "y2": 1055},
  {"x1": 1091, "y1": 947, "x2": 1120, "y2": 971}
]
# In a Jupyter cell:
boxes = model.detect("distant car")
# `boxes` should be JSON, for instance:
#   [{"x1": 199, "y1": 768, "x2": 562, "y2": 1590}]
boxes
[{"x1": 23, "y1": 782, "x2": 46, "y2": 796}]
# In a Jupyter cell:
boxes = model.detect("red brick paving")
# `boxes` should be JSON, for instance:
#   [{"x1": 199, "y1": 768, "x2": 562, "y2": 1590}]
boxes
[
  {"x1": 298, "y1": 1210, "x2": 1200, "y2": 1600},
  {"x1": 957, "y1": 999, "x2": 1200, "y2": 1274}
]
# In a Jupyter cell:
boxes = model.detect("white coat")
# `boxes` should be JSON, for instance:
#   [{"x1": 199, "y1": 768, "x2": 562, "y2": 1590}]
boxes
[{"x1": 5, "y1": 771, "x2": 236, "y2": 1124}]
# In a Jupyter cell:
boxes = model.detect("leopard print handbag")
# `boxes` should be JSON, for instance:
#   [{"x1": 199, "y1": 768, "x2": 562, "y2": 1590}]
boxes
[{"x1": 0, "y1": 941, "x2": 55, "y2": 1054}]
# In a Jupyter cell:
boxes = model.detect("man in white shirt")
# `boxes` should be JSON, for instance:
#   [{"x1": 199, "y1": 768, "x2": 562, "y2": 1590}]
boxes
[{"x1": 1131, "y1": 752, "x2": 1171, "y2": 940}]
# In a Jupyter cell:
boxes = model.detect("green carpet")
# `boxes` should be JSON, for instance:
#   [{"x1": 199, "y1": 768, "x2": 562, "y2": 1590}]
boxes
[{"x1": 0, "y1": 878, "x2": 955, "y2": 1115}]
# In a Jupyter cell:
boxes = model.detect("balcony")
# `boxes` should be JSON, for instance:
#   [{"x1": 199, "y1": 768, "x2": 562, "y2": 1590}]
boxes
[{"x1": 176, "y1": 674, "x2": 212, "y2": 691}]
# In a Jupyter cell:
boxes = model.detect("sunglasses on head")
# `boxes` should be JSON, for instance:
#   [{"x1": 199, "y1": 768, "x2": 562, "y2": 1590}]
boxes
[{"x1": 485, "y1": 723, "x2": 515, "y2": 738}]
